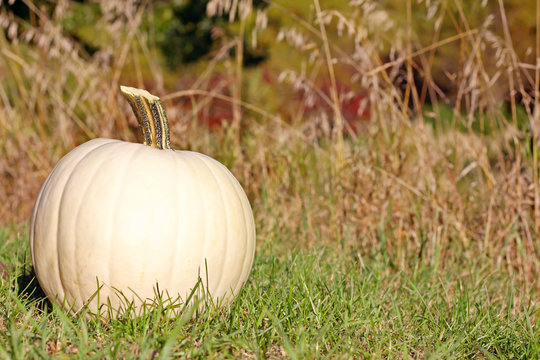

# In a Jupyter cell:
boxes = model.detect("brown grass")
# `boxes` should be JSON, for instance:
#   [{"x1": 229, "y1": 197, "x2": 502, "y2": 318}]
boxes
[{"x1": 0, "y1": 0, "x2": 538, "y2": 287}]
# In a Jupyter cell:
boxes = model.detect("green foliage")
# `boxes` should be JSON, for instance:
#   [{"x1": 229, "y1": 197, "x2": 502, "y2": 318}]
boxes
[
  {"x1": 155, "y1": 0, "x2": 216, "y2": 66},
  {"x1": 154, "y1": 0, "x2": 269, "y2": 69},
  {"x1": 0, "y1": 228, "x2": 537, "y2": 358},
  {"x1": 2, "y1": 0, "x2": 269, "y2": 67},
  {"x1": 383, "y1": 0, "x2": 536, "y2": 102},
  {"x1": 61, "y1": 1, "x2": 103, "y2": 56},
  {"x1": 422, "y1": 103, "x2": 532, "y2": 136}
]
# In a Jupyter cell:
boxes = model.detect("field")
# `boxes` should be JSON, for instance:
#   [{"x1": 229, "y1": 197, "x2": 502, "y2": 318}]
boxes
[
  {"x1": 0, "y1": 0, "x2": 539, "y2": 358},
  {"x1": 0, "y1": 229, "x2": 537, "y2": 358}
]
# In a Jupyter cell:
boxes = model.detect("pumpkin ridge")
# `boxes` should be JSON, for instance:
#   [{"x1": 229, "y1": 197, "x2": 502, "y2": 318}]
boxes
[
  {"x1": 169, "y1": 150, "x2": 181, "y2": 302},
  {"x1": 197, "y1": 155, "x2": 231, "y2": 301},
  {"x1": 30, "y1": 156, "x2": 59, "y2": 268},
  {"x1": 31, "y1": 141, "x2": 106, "y2": 305},
  {"x1": 181, "y1": 154, "x2": 207, "y2": 301},
  {"x1": 72, "y1": 141, "x2": 127, "y2": 312},
  {"x1": 230, "y1": 184, "x2": 251, "y2": 298},
  {"x1": 58, "y1": 140, "x2": 114, "y2": 311},
  {"x1": 236, "y1": 181, "x2": 256, "y2": 296},
  {"x1": 105, "y1": 143, "x2": 145, "y2": 313},
  {"x1": 231, "y1": 178, "x2": 252, "y2": 298},
  {"x1": 207, "y1": 159, "x2": 253, "y2": 299}
]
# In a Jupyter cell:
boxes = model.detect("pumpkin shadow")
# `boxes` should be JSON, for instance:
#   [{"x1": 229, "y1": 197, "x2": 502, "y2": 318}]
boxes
[{"x1": 16, "y1": 266, "x2": 52, "y2": 311}]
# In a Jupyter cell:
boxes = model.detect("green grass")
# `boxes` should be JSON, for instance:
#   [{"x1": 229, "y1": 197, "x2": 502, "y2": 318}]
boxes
[{"x1": 0, "y1": 228, "x2": 537, "y2": 359}]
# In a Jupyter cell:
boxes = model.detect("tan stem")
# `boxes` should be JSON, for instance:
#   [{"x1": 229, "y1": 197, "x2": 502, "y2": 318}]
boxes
[{"x1": 120, "y1": 86, "x2": 171, "y2": 149}]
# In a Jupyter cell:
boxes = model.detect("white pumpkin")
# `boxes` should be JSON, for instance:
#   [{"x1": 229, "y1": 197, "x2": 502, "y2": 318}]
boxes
[{"x1": 29, "y1": 86, "x2": 256, "y2": 316}]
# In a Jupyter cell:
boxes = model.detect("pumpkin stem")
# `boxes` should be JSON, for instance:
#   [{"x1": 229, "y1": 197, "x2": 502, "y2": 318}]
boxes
[{"x1": 120, "y1": 86, "x2": 171, "y2": 150}]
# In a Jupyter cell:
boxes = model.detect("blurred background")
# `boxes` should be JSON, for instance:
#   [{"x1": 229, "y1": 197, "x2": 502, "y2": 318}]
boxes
[{"x1": 0, "y1": 0, "x2": 538, "y2": 283}]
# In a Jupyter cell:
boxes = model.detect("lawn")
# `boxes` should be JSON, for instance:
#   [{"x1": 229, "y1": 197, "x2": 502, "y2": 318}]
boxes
[{"x1": 0, "y1": 227, "x2": 537, "y2": 359}]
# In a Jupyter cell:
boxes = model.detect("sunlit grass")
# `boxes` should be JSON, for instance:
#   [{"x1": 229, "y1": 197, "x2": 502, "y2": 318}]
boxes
[{"x1": 0, "y1": 228, "x2": 537, "y2": 358}]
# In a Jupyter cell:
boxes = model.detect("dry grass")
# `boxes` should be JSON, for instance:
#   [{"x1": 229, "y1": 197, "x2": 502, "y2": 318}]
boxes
[{"x1": 0, "y1": 0, "x2": 538, "y2": 291}]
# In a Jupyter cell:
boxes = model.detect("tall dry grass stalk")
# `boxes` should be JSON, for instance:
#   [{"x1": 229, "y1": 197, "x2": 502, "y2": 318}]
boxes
[{"x1": 0, "y1": 0, "x2": 538, "y2": 288}]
